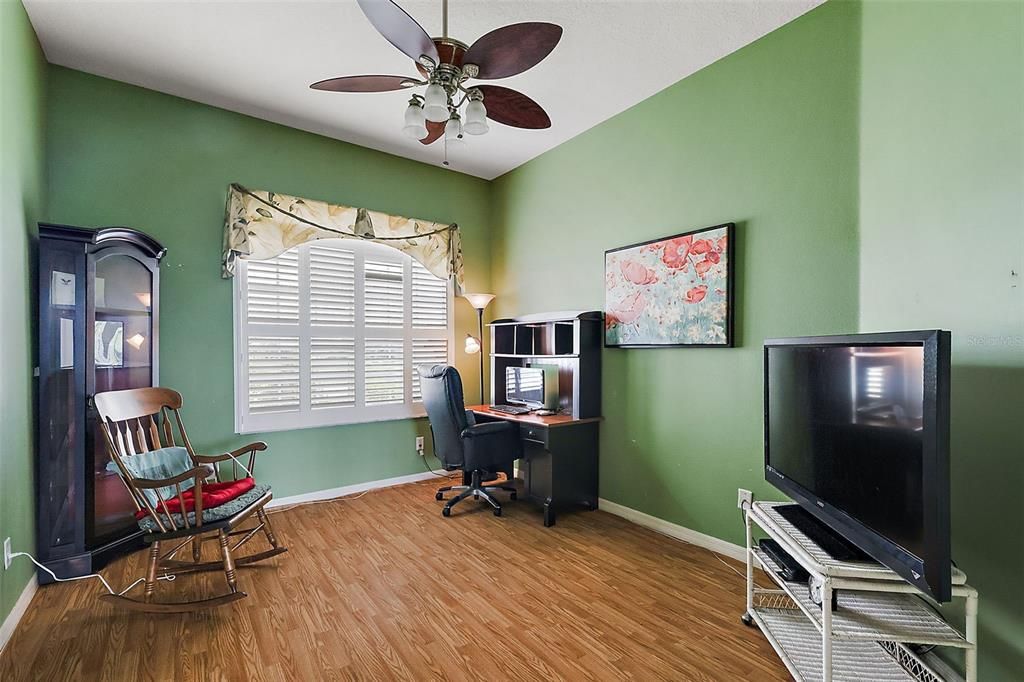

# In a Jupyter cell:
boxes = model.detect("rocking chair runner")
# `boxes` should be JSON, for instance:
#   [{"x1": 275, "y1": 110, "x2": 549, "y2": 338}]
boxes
[{"x1": 93, "y1": 387, "x2": 287, "y2": 612}]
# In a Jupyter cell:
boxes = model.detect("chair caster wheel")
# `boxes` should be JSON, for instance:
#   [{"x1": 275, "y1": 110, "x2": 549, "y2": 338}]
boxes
[
  {"x1": 442, "y1": 507, "x2": 451, "y2": 517},
  {"x1": 435, "y1": 492, "x2": 443, "y2": 501},
  {"x1": 741, "y1": 612, "x2": 756, "y2": 627},
  {"x1": 473, "y1": 493, "x2": 479, "y2": 500},
  {"x1": 494, "y1": 507, "x2": 502, "y2": 517}
]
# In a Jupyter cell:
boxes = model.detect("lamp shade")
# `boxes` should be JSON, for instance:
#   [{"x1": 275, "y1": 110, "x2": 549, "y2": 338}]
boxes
[
  {"x1": 462, "y1": 293, "x2": 495, "y2": 310},
  {"x1": 444, "y1": 114, "x2": 462, "y2": 142},
  {"x1": 402, "y1": 101, "x2": 428, "y2": 140},
  {"x1": 464, "y1": 334, "x2": 481, "y2": 354},
  {"x1": 423, "y1": 83, "x2": 450, "y2": 123},
  {"x1": 463, "y1": 98, "x2": 488, "y2": 135}
]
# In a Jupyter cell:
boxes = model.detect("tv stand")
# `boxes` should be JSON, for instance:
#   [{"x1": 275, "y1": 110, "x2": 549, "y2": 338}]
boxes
[
  {"x1": 776, "y1": 504, "x2": 871, "y2": 562},
  {"x1": 744, "y1": 500, "x2": 978, "y2": 682}
]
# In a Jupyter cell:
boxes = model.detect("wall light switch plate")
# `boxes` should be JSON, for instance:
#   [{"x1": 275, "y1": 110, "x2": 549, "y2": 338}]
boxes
[
  {"x1": 3, "y1": 537, "x2": 11, "y2": 570},
  {"x1": 737, "y1": 489, "x2": 753, "y2": 510}
]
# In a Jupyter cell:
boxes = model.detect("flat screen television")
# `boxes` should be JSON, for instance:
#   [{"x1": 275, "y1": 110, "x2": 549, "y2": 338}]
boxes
[
  {"x1": 505, "y1": 365, "x2": 558, "y2": 410},
  {"x1": 764, "y1": 330, "x2": 952, "y2": 602}
]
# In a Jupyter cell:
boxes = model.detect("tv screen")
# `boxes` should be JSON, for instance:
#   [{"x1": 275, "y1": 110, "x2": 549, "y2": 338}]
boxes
[{"x1": 764, "y1": 330, "x2": 951, "y2": 601}]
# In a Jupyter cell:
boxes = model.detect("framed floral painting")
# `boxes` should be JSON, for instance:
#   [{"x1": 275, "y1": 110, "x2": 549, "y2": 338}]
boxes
[{"x1": 605, "y1": 223, "x2": 735, "y2": 348}]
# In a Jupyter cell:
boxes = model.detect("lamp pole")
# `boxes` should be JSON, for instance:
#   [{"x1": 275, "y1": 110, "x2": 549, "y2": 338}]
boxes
[
  {"x1": 476, "y1": 307, "x2": 485, "y2": 404},
  {"x1": 462, "y1": 293, "x2": 495, "y2": 406}
]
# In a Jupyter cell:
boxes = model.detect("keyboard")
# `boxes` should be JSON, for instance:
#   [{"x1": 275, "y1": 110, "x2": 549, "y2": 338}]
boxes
[{"x1": 489, "y1": 404, "x2": 532, "y2": 415}]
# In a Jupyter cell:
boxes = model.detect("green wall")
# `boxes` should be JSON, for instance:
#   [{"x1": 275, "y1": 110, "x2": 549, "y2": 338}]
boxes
[
  {"x1": 491, "y1": 0, "x2": 1022, "y2": 676},
  {"x1": 6, "y1": 0, "x2": 1022, "y2": 676},
  {"x1": 858, "y1": 1, "x2": 1024, "y2": 676},
  {"x1": 44, "y1": 66, "x2": 493, "y2": 499},
  {"x1": 0, "y1": 0, "x2": 46, "y2": 629},
  {"x1": 491, "y1": 2, "x2": 860, "y2": 539}
]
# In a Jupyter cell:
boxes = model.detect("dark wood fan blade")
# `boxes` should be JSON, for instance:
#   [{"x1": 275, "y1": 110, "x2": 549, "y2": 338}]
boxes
[
  {"x1": 464, "y1": 23, "x2": 562, "y2": 79},
  {"x1": 477, "y1": 85, "x2": 551, "y2": 129},
  {"x1": 420, "y1": 120, "x2": 445, "y2": 145},
  {"x1": 310, "y1": 75, "x2": 416, "y2": 92},
  {"x1": 356, "y1": 0, "x2": 439, "y2": 64}
]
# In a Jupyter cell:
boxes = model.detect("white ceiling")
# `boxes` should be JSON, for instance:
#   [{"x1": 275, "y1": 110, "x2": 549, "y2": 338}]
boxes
[{"x1": 23, "y1": 0, "x2": 823, "y2": 180}]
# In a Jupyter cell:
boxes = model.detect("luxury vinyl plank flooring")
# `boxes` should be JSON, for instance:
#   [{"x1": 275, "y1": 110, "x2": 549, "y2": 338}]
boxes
[{"x1": 0, "y1": 479, "x2": 787, "y2": 681}]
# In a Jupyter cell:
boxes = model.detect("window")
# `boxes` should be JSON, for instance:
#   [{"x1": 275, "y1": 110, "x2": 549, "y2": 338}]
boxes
[{"x1": 233, "y1": 239, "x2": 452, "y2": 433}]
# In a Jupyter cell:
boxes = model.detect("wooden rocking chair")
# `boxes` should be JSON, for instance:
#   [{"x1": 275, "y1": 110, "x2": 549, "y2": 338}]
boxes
[{"x1": 93, "y1": 387, "x2": 286, "y2": 612}]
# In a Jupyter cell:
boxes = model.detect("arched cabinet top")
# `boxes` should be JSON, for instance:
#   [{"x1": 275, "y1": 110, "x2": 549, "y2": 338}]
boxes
[{"x1": 39, "y1": 223, "x2": 166, "y2": 260}]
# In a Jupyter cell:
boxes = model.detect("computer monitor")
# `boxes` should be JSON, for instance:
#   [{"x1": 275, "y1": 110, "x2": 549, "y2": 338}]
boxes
[{"x1": 505, "y1": 365, "x2": 559, "y2": 410}]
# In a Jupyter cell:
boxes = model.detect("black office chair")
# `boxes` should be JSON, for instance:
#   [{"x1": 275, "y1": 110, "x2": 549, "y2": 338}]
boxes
[{"x1": 418, "y1": 364, "x2": 520, "y2": 517}]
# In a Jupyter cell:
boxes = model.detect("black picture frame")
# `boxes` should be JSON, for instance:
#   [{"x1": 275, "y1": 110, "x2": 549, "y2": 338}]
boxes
[{"x1": 604, "y1": 222, "x2": 735, "y2": 349}]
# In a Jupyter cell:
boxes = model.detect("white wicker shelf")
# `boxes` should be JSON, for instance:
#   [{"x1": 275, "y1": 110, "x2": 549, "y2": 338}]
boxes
[
  {"x1": 752, "y1": 607, "x2": 942, "y2": 682},
  {"x1": 756, "y1": 502, "x2": 968, "y2": 584},
  {"x1": 752, "y1": 549, "x2": 969, "y2": 648},
  {"x1": 744, "y1": 501, "x2": 978, "y2": 682}
]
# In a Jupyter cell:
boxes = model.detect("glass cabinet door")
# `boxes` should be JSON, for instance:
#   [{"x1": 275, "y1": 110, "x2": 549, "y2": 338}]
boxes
[
  {"x1": 89, "y1": 252, "x2": 155, "y2": 544},
  {"x1": 38, "y1": 242, "x2": 87, "y2": 556}
]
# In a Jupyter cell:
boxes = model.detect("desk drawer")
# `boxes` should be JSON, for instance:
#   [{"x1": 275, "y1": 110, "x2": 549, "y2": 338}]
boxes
[{"x1": 520, "y1": 424, "x2": 549, "y2": 446}]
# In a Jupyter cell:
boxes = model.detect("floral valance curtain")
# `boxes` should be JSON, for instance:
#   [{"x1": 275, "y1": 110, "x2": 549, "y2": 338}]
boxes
[{"x1": 222, "y1": 184, "x2": 464, "y2": 291}]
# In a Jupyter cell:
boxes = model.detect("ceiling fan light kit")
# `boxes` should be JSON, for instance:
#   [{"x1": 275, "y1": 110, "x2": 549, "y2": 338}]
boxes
[
  {"x1": 402, "y1": 95, "x2": 428, "y2": 140},
  {"x1": 444, "y1": 112, "x2": 463, "y2": 142},
  {"x1": 311, "y1": 0, "x2": 561, "y2": 159}
]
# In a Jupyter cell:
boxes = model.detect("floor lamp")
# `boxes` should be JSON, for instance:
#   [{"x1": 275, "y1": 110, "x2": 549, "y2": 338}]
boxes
[{"x1": 462, "y1": 293, "x2": 495, "y2": 405}]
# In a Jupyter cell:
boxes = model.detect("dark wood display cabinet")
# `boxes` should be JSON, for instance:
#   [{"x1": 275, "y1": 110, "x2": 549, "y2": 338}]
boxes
[{"x1": 35, "y1": 223, "x2": 165, "y2": 581}]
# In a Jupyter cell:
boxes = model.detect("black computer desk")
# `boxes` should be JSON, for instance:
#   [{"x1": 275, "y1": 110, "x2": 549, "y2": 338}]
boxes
[{"x1": 467, "y1": 405, "x2": 600, "y2": 527}]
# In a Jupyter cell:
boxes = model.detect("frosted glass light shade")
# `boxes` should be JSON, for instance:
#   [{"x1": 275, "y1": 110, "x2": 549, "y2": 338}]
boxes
[
  {"x1": 126, "y1": 333, "x2": 146, "y2": 350},
  {"x1": 462, "y1": 293, "x2": 495, "y2": 310},
  {"x1": 463, "y1": 99, "x2": 488, "y2": 135},
  {"x1": 402, "y1": 102, "x2": 427, "y2": 139},
  {"x1": 444, "y1": 115, "x2": 462, "y2": 141},
  {"x1": 423, "y1": 83, "x2": 450, "y2": 122},
  {"x1": 464, "y1": 334, "x2": 481, "y2": 354}
]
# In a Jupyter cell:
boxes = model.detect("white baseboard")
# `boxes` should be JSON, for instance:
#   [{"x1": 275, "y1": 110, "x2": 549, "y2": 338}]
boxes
[
  {"x1": 0, "y1": 576, "x2": 38, "y2": 657},
  {"x1": 598, "y1": 498, "x2": 746, "y2": 562},
  {"x1": 266, "y1": 469, "x2": 447, "y2": 509}
]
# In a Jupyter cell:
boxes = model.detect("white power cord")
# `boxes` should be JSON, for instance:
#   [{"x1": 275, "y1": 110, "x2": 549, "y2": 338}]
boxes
[
  {"x1": 10, "y1": 550, "x2": 175, "y2": 597},
  {"x1": 710, "y1": 550, "x2": 747, "y2": 579}
]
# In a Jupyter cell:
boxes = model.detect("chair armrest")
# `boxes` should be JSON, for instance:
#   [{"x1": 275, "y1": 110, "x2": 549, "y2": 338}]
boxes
[
  {"x1": 132, "y1": 466, "x2": 209, "y2": 489},
  {"x1": 461, "y1": 421, "x2": 515, "y2": 439},
  {"x1": 465, "y1": 410, "x2": 477, "y2": 427},
  {"x1": 194, "y1": 441, "x2": 268, "y2": 479}
]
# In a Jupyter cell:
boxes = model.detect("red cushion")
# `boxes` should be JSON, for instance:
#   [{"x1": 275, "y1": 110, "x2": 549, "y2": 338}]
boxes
[{"x1": 135, "y1": 477, "x2": 256, "y2": 519}]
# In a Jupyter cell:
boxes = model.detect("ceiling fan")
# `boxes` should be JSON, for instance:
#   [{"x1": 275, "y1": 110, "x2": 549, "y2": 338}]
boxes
[{"x1": 310, "y1": 0, "x2": 561, "y2": 147}]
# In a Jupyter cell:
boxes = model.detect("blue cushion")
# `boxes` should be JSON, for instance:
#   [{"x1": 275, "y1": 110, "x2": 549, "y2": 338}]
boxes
[{"x1": 106, "y1": 446, "x2": 196, "y2": 508}]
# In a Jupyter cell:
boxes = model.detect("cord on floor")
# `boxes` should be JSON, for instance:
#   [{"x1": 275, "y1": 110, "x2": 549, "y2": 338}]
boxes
[
  {"x1": 9, "y1": 550, "x2": 174, "y2": 597},
  {"x1": 710, "y1": 550, "x2": 747, "y2": 580}
]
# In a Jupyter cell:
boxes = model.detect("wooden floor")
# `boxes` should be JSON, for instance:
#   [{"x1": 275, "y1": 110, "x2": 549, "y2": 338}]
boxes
[{"x1": 0, "y1": 479, "x2": 787, "y2": 681}]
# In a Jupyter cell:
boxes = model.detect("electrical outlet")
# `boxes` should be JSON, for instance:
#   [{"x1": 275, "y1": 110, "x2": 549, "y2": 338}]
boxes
[
  {"x1": 415, "y1": 436, "x2": 425, "y2": 455},
  {"x1": 3, "y1": 537, "x2": 11, "y2": 570},
  {"x1": 737, "y1": 488, "x2": 753, "y2": 510}
]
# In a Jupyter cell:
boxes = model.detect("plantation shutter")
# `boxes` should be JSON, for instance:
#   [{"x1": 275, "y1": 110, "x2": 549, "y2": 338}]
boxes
[{"x1": 235, "y1": 239, "x2": 452, "y2": 433}]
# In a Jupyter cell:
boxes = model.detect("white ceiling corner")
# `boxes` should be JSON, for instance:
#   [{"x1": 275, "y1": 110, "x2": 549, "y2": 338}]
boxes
[{"x1": 23, "y1": 0, "x2": 824, "y2": 180}]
